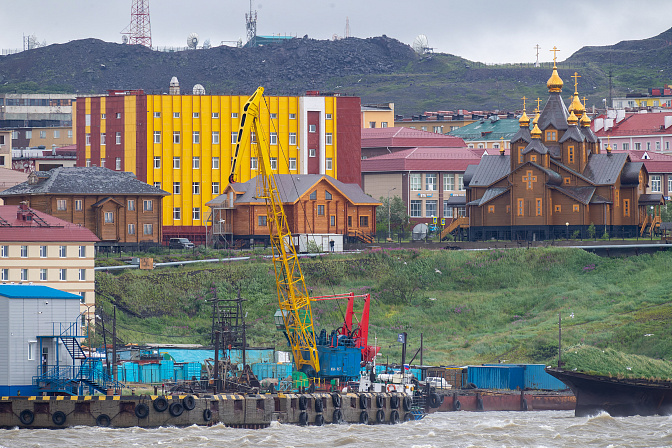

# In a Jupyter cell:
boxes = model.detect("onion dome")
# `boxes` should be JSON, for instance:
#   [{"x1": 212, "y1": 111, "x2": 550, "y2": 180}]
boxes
[
  {"x1": 531, "y1": 123, "x2": 542, "y2": 139},
  {"x1": 580, "y1": 112, "x2": 591, "y2": 127},
  {"x1": 567, "y1": 110, "x2": 579, "y2": 126},
  {"x1": 571, "y1": 94, "x2": 585, "y2": 117},
  {"x1": 532, "y1": 111, "x2": 540, "y2": 126},
  {"x1": 519, "y1": 111, "x2": 530, "y2": 127},
  {"x1": 547, "y1": 66, "x2": 563, "y2": 93}
]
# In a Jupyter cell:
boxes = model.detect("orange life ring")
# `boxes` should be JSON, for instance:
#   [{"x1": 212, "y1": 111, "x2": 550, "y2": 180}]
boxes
[{"x1": 386, "y1": 384, "x2": 395, "y2": 393}]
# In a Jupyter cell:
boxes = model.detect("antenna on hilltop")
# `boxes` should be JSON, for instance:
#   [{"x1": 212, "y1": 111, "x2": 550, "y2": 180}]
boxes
[
  {"x1": 412, "y1": 34, "x2": 432, "y2": 55},
  {"x1": 534, "y1": 44, "x2": 541, "y2": 67},
  {"x1": 245, "y1": 0, "x2": 257, "y2": 47},
  {"x1": 121, "y1": 0, "x2": 152, "y2": 48},
  {"x1": 345, "y1": 17, "x2": 351, "y2": 38},
  {"x1": 187, "y1": 33, "x2": 199, "y2": 49}
]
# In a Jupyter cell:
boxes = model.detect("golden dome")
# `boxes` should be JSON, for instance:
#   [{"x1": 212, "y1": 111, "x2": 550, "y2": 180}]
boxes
[
  {"x1": 533, "y1": 111, "x2": 540, "y2": 126},
  {"x1": 571, "y1": 94, "x2": 585, "y2": 116},
  {"x1": 519, "y1": 111, "x2": 530, "y2": 126},
  {"x1": 580, "y1": 112, "x2": 591, "y2": 127},
  {"x1": 567, "y1": 110, "x2": 578, "y2": 126},
  {"x1": 531, "y1": 123, "x2": 542, "y2": 139},
  {"x1": 547, "y1": 66, "x2": 563, "y2": 93}
]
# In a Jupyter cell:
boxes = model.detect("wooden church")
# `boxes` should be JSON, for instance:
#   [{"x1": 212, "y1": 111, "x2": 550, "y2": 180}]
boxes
[{"x1": 464, "y1": 56, "x2": 663, "y2": 241}]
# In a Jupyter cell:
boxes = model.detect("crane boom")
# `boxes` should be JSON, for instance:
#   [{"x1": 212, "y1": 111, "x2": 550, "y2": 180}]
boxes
[{"x1": 229, "y1": 87, "x2": 320, "y2": 375}]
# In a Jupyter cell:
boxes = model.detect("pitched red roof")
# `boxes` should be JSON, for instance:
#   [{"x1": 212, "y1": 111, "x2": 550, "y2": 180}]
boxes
[
  {"x1": 361, "y1": 147, "x2": 482, "y2": 172},
  {"x1": 361, "y1": 127, "x2": 465, "y2": 148},
  {"x1": 594, "y1": 112, "x2": 672, "y2": 137},
  {"x1": 611, "y1": 150, "x2": 672, "y2": 173},
  {"x1": 0, "y1": 205, "x2": 99, "y2": 243}
]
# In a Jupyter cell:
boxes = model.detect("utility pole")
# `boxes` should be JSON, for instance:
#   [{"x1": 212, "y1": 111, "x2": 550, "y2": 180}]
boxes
[
  {"x1": 112, "y1": 306, "x2": 117, "y2": 389},
  {"x1": 214, "y1": 331, "x2": 220, "y2": 393}
]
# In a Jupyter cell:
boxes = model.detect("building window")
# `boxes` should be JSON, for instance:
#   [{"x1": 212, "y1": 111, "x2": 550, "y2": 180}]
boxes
[
  {"x1": 458, "y1": 175, "x2": 465, "y2": 190},
  {"x1": 193, "y1": 131, "x2": 200, "y2": 144},
  {"x1": 623, "y1": 199, "x2": 630, "y2": 217},
  {"x1": 330, "y1": 215, "x2": 336, "y2": 226},
  {"x1": 231, "y1": 132, "x2": 238, "y2": 144},
  {"x1": 623, "y1": 143, "x2": 629, "y2": 150},
  {"x1": 369, "y1": 122, "x2": 376, "y2": 128},
  {"x1": 443, "y1": 201, "x2": 453, "y2": 218},
  {"x1": 212, "y1": 157, "x2": 219, "y2": 169},
  {"x1": 647, "y1": 142, "x2": 651, "y2": 150},
  {"x1": 153, "y1": 156, "x2": 161, "y2": 169},
  {"x1": 116, "y1": 158, "x2": 121, "y2": 170},
  {"x1": 517, "y1": 199, "x2": 524, "y2": 216},
  {"x1": 410, "y1": 174, "x2": 421, "y2": 190},
  {"x1": 288, "y1": 133, "x2": 297, "y2": 145},
  {"x1": 193, "y1": 208, "x2": 200, "y2": 220},
  {"x1": 26, "y1": 130, "x2": 32, "y2": 139},
  {"x1": 615, "y1": 190, "x2": 620, "y2": 206},
  {"x1": 100, "y1": 133, "x2": 106, "y2": 145},
  {"x1": 250, "y1": 132, "x2": 257, "y2": 143},
  {"x1": 173, "y1": 112, "x2": 180, "y2": 118},
  {"x1": 309, "y1": 124, "x2": 316, "y2": 133},
  {"x1": 212, "y1": 131, "x2": 219, "y2": 144},
  {"x1": 310, "y1": 190, "x2": 317, "y2": 200},
  {"x1": 151, "y1": 111, "x2": 160, "y2": 118},
  {"x1": 573, "y1": 204, "x2": 580, "y2": 212},
  {"x1": 317, "y1": 205, "x2": 325, "y2": 215},
  {"x1": 0, "y1": 268, "x2": 7, "y2": 281},
  {"x1": 173, "y1": 207, "x2": 181, "y2": 220},
  {"x1": 40, "y1": 269, "x2": 47, "y2": 281},
  {"x1": 651, "y1": 175, "x2": 662, "y2": 192},
  {"x1": 21, "y1": 269, "x2": 28, "y2": 281},
  {"x1": 212, "y1": 112, "x2": 219, "y2": 119},
  {"x1": 153, "y1": 131, "x2": 161, "y2": 144},
  {"x1": 268, "y1": 157, "x2": 277, "y2": 170},
  {"x1": 270, "y1": 132, "x2": 278, "y2": 145},
  {"x1": 359, "y1": 216, "x2": 369, "y2": 227},
  {"x1": 326, "y1": 113, "x2": 332, "y2": 120},
  {"x1": 100, "y1": 158, "x2": 105, "y2": 168},
  {"x1": 79, "y1": 269, "x2": 86, "y2": 281},
  {"x1": 20, "y1": 245, "x2": 28, "y2": 258},
  {"x1": 79, "y1": 245, "x2": 86, "y2": 258},
  {"x1": 143, "y1": 200, "x2": 153, "y2": 211},
  {"x1": 382, "y1": 122, "x2": 388, "y2": 128},
  {"x1": 325, "y1": 191, "x2": 332, "y2": 200},
  {"x1": 426, "y1": 200, "x2": 437, "y2": 217},
  {"x1": 127, "y1": 200, "x2": 135, "y2": 211},
  {"x1": 444, "y1": 175, "x2": 455, "y2": 191},
  {"x1": 104, "y1": 211, "x2": 114, "y2": 223},
  {"x1": 231, "y1": 112, "x2": 238, "y2": 118},
  {"x1": 546, "y1": 130, "x2": 557, "y2": 141},
  {"x1": 193, "y1": 182, "x2": 200, "y2": 194},
  {"x1": 173, "y1": 131, "x2": 180, "y2": 144},
  {"x1": 536, "y1": 198, "x2": 542, "y2": 216},
  {"x1": 57, "y1": 199, "x2": 67, "y2": 211},
  {"x1": 258, "y1": 215, "x2": 267, "y2": 226},
  {"x1": 173, "y1": 182, "x2": 180, "y2": 194},
  {"x1": 410, "y1": 200, "x2": 422, "y2": 217},
  {"x1": 289, "y1": 113, "x2": 296, "y2": 120},
  {"x1": 531, "y1": 155, "x2": 537, "y2": 163},
  {"x1": 193, "y1": 112, "x2": 199, "y2": 118},
  {"x1": 426, "y1": 174, "x2": 437, "y2": 191},
  {"x1": 39, "y1": 130, "x2": 46, "y2": 139},
  {"x1": 309, "y1": 148, "x2": 316, "y2": 157},
  {"x1": 114, "y1": 131, "x2": 121, "y2": 145},
  {"x1": 634, "y1": 142, "x2": 641, "y2": 150},
  {"x1": 54, "y1": 130, "x2": 60, "y2": 138},
  {"x1": 613, "y1": 143, "x2": 617, "y2": 150},
  {"x1": 40, "y1": 245, "x2": 47, "y2": 258},
  {"x1": 86, "y1": 159, "x2": 91, "y2": 167},
  {"x1": 193, "y1": 156, "x2": 200, "y2": 169},
  {"x1": 173, "y1": 157, "x2": 180, "y2": 169},
  {"x1": 128, "y1": 223, "x2": 135, "y2": 235},
  {"x1": 555, "y1": 205, "x2": 561, "y2": 212},
  {"x1": 488, "y1": 205, "x2": 495, "y2": 213},
  {"x1": 568, "y1": 146, "x2": 574, "y2": 163},
  {"x1": 270, "y1": 113, "x2": 277, "y2": 119},
  {"x1": 59, "y1": 269, "x2": 67, "y2": 281},
  {"x1": 1, "y1": 245, "x2": 8, "y2": 258},
  {"x1": 250, "y1": 158, "x2": 258, "y2": 169},
  {"x1": 348, "y1": 216, "x2": 352, "y2": 226},
  {"x1": 212, "y1": 182, "x2": 219, "y2": 195},
  {"x1": 564, "y1": 177, "x2": 571, "y2": 185},
  {"x1": 143, "y1": 223, "x2": 153, "y2": 235},
  {"x1": 289, "y1": 158, "x2": 297, "y2": 170},
  {"x1": 326, "y1": 158, "x2": 333, "y2": 170},
  {"x1": 326, "y1": 133, "x2": 333, "y2": 145}
]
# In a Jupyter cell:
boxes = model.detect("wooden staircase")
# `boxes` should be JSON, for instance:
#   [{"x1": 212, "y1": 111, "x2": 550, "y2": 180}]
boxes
[
  {"x1": 348, "y1": 229, "x2": 374, "y2": 244},
  {"x1": 640, "y1": 213, "x2": 662, "y2": 236},
  {"x1": 441, "y1": 217, "x2": 469, "y2": 240}
]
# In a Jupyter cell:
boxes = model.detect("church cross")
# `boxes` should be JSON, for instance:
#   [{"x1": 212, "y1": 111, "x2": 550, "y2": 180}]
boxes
[
  {"x1": 521, "y1": 96, "x2": 527, "y2": 111},
  {"x1": 523, "y1": 170, "x2": 537, "y2": 190},
  {"x1": 550, "y1": 46, "x2": 560, "y2": 65},
  {"x1": 582, "y1": 96, "x2": 588, "y2": 107},
  {"x1": 535, "y1": 97, "x2": 542, "y2": 111},
  {"x1": 571, "y1": 72, "x2": 581, "y2": 93}
]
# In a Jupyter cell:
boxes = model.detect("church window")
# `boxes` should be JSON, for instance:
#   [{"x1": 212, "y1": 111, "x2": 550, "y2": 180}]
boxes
[
  {"x1": 546, "y1": 130, "x2": 557, "y2": 141},
  {"x1": 523, "y1": 170, "x2": 537, "y2": 190},
  {"x1": 623, "y1": 199, "x2": 630, "y2": 217},
  {"x1": 531, "y1": 155, "x2": 537, "y2": 162},
  {"x1": 555, "y1": 205, "x2": 561, "y2": 212},
  {"x1": 568, "y1": 146, "x2": 574, "y2": 164},
  {"x1": 615, "y1": 190, "x2": 619, "y2": 206},
  {"x1": 518, "y1": 148, "x2": 524, "y2": 164},
  {"x1": 564, "y1": 177, "x2": 571, "y2": 185},
  {"x1": 506, "y1": 205, "x2": 511, "y2": 214},
  {"x1": 573, "y1": 204, "x2": 579, "y2": 212},
  {"x1": 517, "y1": 199, "x2": 524, "y2": 216},
  {"x1": 488, "y1": 205, "x2": 495, "y2": 214},
  {"x1": 536, "y1": 198, "x2": 542, "y2": 216}
]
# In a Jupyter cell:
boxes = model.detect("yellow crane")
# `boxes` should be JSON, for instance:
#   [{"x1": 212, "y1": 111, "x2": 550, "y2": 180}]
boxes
[{"x1": 229, "y1": 87, "x2": 320, "y2": 375}]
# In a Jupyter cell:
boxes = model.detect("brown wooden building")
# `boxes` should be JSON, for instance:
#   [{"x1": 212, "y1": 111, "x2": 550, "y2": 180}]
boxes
[
  {"x1": 206, "y1": 174, "x2": 381, "y2": 246},
  {"x1": 0, "y1": 167, "x2": 169, "y2": 246},
  {"x1": 462, "y1": 64, "x2": 663, "y2": 241}
]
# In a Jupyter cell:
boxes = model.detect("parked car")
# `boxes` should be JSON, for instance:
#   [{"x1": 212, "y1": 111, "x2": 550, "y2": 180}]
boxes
[
  {"x1": 425, "y1": 377, "x2": 452, "y2": 389},
  {"x1": 169, "y1": 238, "x2": 194, "y2": 249}
]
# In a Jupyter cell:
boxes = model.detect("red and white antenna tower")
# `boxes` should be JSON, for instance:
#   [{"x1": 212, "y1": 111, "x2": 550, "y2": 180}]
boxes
[{"x1": 121, "y1": 0, "x2": 152, "y2": 48}]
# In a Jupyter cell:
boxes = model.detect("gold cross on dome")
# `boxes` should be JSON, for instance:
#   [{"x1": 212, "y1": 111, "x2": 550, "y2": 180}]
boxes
[
  {"x1": 582, "y1": 96, "x2": 588, "y2": 107},
  {"x1": 521, "y1": 96, "x2": 527, "y2": 111},
  {"x1": 571, "y1": 72, "x2": 581, "y2": 93},
  {"x1": 550, "y1": 46, "x2": 560, "y2": 65},
  {"x1": 523, "y1": 170, "x2": 537, "y2": 190},
  {"x1": 535, "y1": 97, "x2": 542, "y2": 110}
]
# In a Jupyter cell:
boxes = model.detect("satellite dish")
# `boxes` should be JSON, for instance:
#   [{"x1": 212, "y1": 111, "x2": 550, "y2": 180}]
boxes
[
  {"x1": 193, "y1": 84, "x2": 206, "y2": 95},
  {"x1": 411, "y1": 223, "x2": 429, "y2": 241},
  {"x1": 202, "y1": 39, "x2": 211, "y2": 49},
  {"x1": 187, "y1": 33, "x2": 199, "y2": 49},
  {"x1": 412, "y1": 34, "x2": 431, "y2": 55},
  {"x1": 121, "y1": 35, "x2": 129, "y2": 44}
]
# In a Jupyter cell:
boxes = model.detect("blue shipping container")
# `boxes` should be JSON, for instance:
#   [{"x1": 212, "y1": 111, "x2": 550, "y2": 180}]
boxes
[
  {"x1": 317, "y1": 345, "x2": 360, "y2": 380},
  {"x1": 468, "y1": 366, "x2": 525, "y2": 390},
  {"x1": 160, "y1": 360, "x2": 175, "y2": 381},
  {"x1": 183, "y1": 362, "x2": 201, "y2": 380},
  {"x1": 482, "y1": 364, "x2": 568, "y2": 390},
  {"x1": 140, "y1": 364, "x2": 160, "y2": 383}
]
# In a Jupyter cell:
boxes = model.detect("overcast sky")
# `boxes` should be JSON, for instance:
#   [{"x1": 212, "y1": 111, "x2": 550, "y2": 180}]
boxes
[{"x1": 2, "y1": 1, "x2": 672, "y2": 63}]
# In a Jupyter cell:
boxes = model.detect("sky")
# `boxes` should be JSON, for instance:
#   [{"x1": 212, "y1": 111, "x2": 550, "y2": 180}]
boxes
[{"x1": 2, "y1": 0, "x2": 672, "y2": 63}]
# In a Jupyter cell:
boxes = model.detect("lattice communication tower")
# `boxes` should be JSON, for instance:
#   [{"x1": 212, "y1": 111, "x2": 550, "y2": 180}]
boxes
[
  {"x1": 245, "y1": 0, "x2": 257, "y2": 47},
  {"x1": 121, "y1": 0, "x2": 152, "y2": 48}
]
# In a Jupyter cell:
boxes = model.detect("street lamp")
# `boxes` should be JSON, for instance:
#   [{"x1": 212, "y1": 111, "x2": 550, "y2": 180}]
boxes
[
  {"x1": 565, "y1": 222, "x2": 569, "y2": 240},
  {"x1": 387, "y1": 187, "x2": 396, "y2": 241}
]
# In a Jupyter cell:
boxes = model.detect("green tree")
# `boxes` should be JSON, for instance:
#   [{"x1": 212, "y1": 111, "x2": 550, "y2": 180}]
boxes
[
  {"x1": 376, "y1": 196, "x2": 410, "y2": 237},
  {"x1": 587, "y1": 223, "x2": 596, "y2": 239}
]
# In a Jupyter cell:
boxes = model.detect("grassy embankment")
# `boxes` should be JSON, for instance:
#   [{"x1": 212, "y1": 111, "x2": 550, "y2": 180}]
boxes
[{"x1": 95, "y1": 247, "x2": 672, "y2": 368}]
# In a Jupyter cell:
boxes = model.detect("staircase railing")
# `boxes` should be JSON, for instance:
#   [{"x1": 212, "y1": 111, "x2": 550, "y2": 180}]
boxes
[
  {"x1": 348, "y1": 229, "x2": 374, "y2": 244},
  {"x1": 441, "y1": 217, "x2": 469, "y2": 240}
]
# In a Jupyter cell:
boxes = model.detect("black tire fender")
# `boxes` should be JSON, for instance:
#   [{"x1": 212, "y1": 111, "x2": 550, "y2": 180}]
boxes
[
  {"x1": 134, "y1": 403, "x2": 149, "y2": 419},
  {"x1": 183, "y1": 395, "x2": 196, "y2": 411},
  {"x1": 522, "y1": 398, "x2": 528, "y2": 411},
  {"x1": 476, "y1": 396, "x2": 484, "y2": 411},
  {"x1": 429, "y1": 392, "x2": 441, "y2": 409},
  {"x1": 331, "y1": 393, "x2": 341, "y2": 408},
  {"x1": 403, "y1": 411, "x2": 413, "y2": 422},
  {"x1": 359, "y1": 410, "x2": 369, "y2": 424},
  {"x1": 390, "y1": 395, "x2": 400, "y2": 409},
  {"x1": 454, "y1": 399, "x2": 462, "y2": 411},
  {"x1": 298, "y1": 410, "x2": 308, "y2": 426},
  {"x1": 169, "y1": 402, "x2": 184, "y2": 417},
  {"x1": 19, "y1": 409, "x2": 34, "y2": 425},
  {"x1": 332, "y1": 409, "x2": 342, "y2": 423},
  {"x1": 376, "y1": 409, "x2": 385, "y2": 423},
  {"x1": 359, "y1": 394, "x2": 367, "y2": 410},
  {"x1": 153, "y1": 397, "x2": 169, "y2": 412},
  {"x1": 315, "y1": 397, "x2": 324, "y2": 413},
  {"x1": 376, "y1": 394, "x2": 384, "y2": 408},
  {"x1": 96, "y1": 414, "x2": 111, "y2": 427},
  {"x1": 52, "y1": 410, "x2": 67, "y2": 426},
  {"x1": 390, "y1": 409, "x2": 400, "y2": 424},
  {"x1": 314, "y1": 414, "x2": 324, "y2": 426},
  {"x1": 402, "y1": 396, "x2": 412, "y2": 412},
  {"x1": 203, "y1": 408, "x2": 212, "y2": 422},
  {"x1": 298, "y1": 395, "x2": 308, "y2": 411}
]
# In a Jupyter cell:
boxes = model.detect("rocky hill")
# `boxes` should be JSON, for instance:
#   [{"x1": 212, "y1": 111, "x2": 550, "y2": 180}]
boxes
[{"x1": 1, "y1": 29, "x2": 672, "y2": 116}]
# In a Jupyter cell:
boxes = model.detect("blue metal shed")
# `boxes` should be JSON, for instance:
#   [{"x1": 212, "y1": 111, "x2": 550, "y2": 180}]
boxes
[{"x1": 468, "y1": 365, "x2": 525, "y2": 390}]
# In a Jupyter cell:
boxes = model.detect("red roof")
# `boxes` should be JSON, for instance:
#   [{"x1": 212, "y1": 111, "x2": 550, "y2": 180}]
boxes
[
  {"x1": 361, "y1": 147, "x2": 482, "y2": 172},
  {"x1": 361, "y1": 127, "x2": 465, "y2": 148},
  {"x1": 594, "y1": 112, "x2": 672, "y2": 137},
  {"x1": 611, "y1": 150, "x2": 672, "y2": 173},
  {"x1": 0, "y1": 205, "x2": 99, "y2": 243}
]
